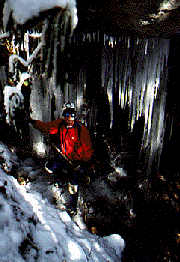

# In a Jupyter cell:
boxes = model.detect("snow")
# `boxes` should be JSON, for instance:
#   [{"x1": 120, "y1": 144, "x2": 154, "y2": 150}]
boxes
[
  {"x1": 3, "y1": 85, "x2": 24, "y2": 124},
  {"x1": 3, "y1": 0, "x2": 78, "y2": 31},
  {"x1": 0, "y1": 142, "x2": 125, "y2": 261}
]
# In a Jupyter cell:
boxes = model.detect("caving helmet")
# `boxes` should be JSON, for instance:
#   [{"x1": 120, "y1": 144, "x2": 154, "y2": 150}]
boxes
[{"x1": 62, "y1": 102, "x2": 76, "y2": 118}]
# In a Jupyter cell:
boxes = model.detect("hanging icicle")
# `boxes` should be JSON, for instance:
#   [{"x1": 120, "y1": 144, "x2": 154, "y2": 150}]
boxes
[{"x1": 102, "y1": 35, "x2": 170, "y2": 177}]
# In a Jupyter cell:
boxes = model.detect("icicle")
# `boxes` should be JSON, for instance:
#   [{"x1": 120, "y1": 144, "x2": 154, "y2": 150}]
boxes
[
  {"x1": 24, "y1": 32, "x2": 29, "y2": 60},
  {"x1": 109, "y1": 37, "x2": 114, "y2": 48},
  {"x1": 114, "y1": 38, "x2": 117, "y2": 46},
  {"x1": 104, "y1": 34, "x2": 106, "y2": 46},
  {"x1": 127, "y1": 37, "x2": 130, "y2": 48},
  {"x1": 83, "y1": 34, "x2": 86, "y2": 42},
  {"x1": 97, "y1": 30, "x2": 100, "y2": 42},
  {"x1": 145, "y1": 39, "x2": 148, "y2": 54},
  {"x1": 87, "y1": 33, "x2": 91, "y2": 42},
  {"x1": 53, "y1": 12, "x2": 62, "y2": 89}
]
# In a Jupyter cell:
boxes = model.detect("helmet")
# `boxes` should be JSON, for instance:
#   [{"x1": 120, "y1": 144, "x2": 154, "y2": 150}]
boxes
[{"x1": 62, "y1": 102, "x2": 76, "y2": 117}]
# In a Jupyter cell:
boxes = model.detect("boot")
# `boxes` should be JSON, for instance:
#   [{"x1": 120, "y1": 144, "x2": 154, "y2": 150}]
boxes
[{"x1": 70, "y1": 193, "x2": 78, "y2": 213}]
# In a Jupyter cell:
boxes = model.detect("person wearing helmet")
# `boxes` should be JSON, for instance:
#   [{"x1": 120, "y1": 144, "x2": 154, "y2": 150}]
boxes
[{"x1": 29, "y1": 102, "x2": 93, "y2": 217}]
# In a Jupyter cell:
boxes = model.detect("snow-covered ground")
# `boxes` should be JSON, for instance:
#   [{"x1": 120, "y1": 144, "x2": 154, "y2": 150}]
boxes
[{"x1": 0, "y1": 142, "x2": 125, "y2": 261}]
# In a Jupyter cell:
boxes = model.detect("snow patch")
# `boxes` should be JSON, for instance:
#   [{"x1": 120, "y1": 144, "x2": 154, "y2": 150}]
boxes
[{"x1": 3, "y1": 0, "x2": 78, "y2": 31}]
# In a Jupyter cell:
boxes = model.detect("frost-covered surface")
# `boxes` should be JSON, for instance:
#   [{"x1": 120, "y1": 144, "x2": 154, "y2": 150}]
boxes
[
  {"x1": 3, "y1": 0, "x2": 78, "y2": 30},
  {"x1": 0, "y1": 142, "x2": 125, "y2": 261}
]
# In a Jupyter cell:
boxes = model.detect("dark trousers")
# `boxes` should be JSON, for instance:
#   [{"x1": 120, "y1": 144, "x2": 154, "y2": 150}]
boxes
[{"x1": 46, "y1": 154, "x2": 81, "y2": 211}]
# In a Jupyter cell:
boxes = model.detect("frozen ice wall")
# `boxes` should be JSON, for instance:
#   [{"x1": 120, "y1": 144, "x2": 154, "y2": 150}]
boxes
[
  {"x1": 102, "y1": 36, "x2": 170, "y2": 173},
  {"x1": 30, "y1": 74, "x2": 64, "y2": 156},
  {"x1": 1, "y1": 0, "x2": 76, "y2": 156}
]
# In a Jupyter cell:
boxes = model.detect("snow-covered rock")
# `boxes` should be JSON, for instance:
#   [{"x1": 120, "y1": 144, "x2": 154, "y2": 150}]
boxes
[{"x1": 0, "y1": 142, "x2": 125, "y2": 261}]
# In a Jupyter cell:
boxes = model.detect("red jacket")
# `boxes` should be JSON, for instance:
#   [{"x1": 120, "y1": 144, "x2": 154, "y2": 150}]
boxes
[{"x1": 33, "y1": 119, "x2": 93, "y2": 162}]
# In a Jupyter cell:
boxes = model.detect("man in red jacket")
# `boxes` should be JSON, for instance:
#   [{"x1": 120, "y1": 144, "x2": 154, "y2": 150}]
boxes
[{"x1": 29, "y1": 103, "x2": 93, "y2": 215}]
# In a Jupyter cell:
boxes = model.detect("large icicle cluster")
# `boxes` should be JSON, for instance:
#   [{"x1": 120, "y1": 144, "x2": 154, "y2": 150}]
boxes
[{"x1": 102, "y1": 36, "x2": 170, "y2": 173}]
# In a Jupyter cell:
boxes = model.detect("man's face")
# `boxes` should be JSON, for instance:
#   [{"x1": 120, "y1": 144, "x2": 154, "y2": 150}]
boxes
[{"x1": 64, "y1": 113, "x2": 75, "y2": 127}]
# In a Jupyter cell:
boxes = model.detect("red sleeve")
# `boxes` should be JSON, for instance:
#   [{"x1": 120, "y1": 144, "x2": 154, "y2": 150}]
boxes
[
  {"x1": 33, "y1": 119, "x2": 63, "y2": 134},
  {"x1": 76, "y1": 125, "x2": 94, "y2": 162}
]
